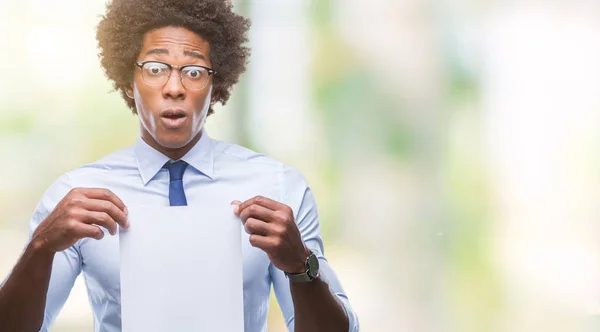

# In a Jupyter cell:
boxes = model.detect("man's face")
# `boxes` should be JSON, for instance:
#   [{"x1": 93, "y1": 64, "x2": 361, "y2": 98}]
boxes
[{"x1": 131, "y1": 26, "x2": 214, "y2": 155}]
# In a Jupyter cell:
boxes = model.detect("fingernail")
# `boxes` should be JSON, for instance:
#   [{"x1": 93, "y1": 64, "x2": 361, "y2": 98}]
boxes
[{"x1": 124, "y1": 206, "x2": 129, "y2": 215}]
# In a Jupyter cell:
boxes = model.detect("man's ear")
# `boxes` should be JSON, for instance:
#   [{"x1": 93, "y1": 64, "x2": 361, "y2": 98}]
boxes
[
  {"x1": 210, "y1": 90, "x2": 220, "y2": 104},
  {"x1": 125, "y1": 85, "x2": 134, "y2": 99}
]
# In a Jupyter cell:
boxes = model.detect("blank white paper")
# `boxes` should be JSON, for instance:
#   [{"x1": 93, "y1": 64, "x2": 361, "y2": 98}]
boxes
[{"x1": 119, "y1": 205, "x2": 244, "y2": 332}]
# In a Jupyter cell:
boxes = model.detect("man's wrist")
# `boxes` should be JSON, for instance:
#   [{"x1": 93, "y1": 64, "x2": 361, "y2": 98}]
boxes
[
  {"x1": 27, "y1": 238, "x2": 55, "y2": 258},
  {"x1": 285, "y1": 248, "x2": 320, "y2": 282},
  {"x1": 288, "y1": 247, "x2": 312, "y2": 274}
]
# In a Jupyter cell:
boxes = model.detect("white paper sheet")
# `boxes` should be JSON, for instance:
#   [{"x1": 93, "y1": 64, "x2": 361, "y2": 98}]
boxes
[{"x1": 119, "y1": 205, "x2": 244, "y2": 332}]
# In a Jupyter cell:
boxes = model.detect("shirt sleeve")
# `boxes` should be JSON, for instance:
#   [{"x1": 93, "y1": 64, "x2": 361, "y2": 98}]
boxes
[
  {"x1": 27, "y1": 174, "x2": 82, "y2": 332},
  {"x1": 270, "y1": 165, "x2": 359, "y2": 332}
]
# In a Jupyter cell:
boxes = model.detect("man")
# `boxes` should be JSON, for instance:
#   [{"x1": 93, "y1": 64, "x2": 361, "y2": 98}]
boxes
[{"x1": 0, "y1": 0, "x2": 358, "y2": 331}]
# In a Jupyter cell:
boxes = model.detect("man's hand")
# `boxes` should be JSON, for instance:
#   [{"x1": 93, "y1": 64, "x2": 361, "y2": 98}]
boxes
[
  {"x1": 232, "y1": 196, "x2": 309, "y2": 274},
  {"x1": 31, "y1": 188, "x2": 129, "y2": 253}
]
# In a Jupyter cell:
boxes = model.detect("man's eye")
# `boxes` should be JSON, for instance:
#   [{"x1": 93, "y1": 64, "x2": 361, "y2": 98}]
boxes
[
  {"x1": 144, "y1": 64, "x2": 167, "y2": 75},
  {"x1": 184, "y1": 67, "x2": 205, "y2": 80}
]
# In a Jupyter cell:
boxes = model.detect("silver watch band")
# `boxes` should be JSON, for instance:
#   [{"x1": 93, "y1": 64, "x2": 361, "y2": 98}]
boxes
[
  {"x1": 284, "y1": 251, "x2": 319, "y2": 282},
  {"x1": 285, "y1": 270, "x2": 314, "y2": 282}
]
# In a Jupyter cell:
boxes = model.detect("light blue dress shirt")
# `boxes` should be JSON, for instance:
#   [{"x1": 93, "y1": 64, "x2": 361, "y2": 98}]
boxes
[{"x1": 29, "y1": 132, "x2": 359, "y2": 332}]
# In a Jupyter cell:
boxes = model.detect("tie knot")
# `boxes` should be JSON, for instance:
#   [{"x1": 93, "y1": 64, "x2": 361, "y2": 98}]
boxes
[{"x1": 164, "y1": 160, "x2": 188, "y2": 181}]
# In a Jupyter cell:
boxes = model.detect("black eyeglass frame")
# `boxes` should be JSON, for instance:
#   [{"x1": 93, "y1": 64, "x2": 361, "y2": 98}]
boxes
[{"x1": 134, "y1": 60, "x2": 217, "y2": 91}]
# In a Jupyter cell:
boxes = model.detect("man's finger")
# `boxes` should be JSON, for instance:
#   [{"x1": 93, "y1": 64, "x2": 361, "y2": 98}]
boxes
[
  {"x1": 244, "y1": 218, "x2": 269, "y2": 236},
  {"x1": 231, "y1": 200, "x2": 241, "y2": 213},
  {"x1": 236, "y1": 196, "x2": 282, "y2": 215},
  {"x1": 82, "y1": 211, "x2": 118, "y2": 236},
  {"x1": 73, "y1": 223, "x2": 105, "y2": 241},
  {"x1": 82, "y1": 188, "x2": 128, "y2": 215},
  {"x1": 248, "y1": 234, "x2": 275, "y2": 250},
  {"x1": 83, "y1": 199, "x2": 129, "y2": 229},
  {"x1": 239, "y1": 204, "x2": 276, "y2": 224}
]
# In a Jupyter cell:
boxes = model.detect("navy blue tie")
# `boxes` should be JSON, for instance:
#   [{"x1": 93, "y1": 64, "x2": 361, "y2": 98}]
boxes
[{"x1": 164, "y1": 160, "x2": 188, "y2": 206}]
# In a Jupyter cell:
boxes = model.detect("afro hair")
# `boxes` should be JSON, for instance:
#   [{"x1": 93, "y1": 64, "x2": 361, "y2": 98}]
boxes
[{"x1": 96, "y1": 0, "x2": 251, "y2": 116}]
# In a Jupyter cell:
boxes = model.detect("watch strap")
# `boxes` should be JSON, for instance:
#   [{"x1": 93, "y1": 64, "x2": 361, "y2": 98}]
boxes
[
  {"x1": 284, "y1": 251, "x2": 319, "y2": 282},
  {"x1": 285, "y1": 270, "x2": 314, "y2": 282}
]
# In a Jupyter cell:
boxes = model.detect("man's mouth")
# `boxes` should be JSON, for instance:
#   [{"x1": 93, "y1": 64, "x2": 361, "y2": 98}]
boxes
[
  {"x1": 161, "y1": 109, "x2": 186, "y2": 119},
  {"x1": 160, "y1": 109, "x2": 187, "y2": 128}
]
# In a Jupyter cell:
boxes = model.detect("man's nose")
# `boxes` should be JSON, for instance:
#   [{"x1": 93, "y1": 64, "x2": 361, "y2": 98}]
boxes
[{"x1": 162, "y1": 70, "x2": 186, "y2": 99}]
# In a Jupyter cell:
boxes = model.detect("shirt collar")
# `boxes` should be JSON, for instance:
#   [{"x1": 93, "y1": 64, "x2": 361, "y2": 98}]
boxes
[{"x1": 134, "y1": 131, "x2": 215, "y2": 185}]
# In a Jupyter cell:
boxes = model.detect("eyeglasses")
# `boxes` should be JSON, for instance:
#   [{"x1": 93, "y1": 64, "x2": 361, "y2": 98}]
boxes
[{"x1": 135, "y1": 60, "x2": 217, "y2": 91}]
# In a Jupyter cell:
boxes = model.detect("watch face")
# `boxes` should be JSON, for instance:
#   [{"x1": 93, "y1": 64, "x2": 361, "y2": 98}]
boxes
[{"x1": 307, "y1": 253, "x2": 319, "y2": 278}]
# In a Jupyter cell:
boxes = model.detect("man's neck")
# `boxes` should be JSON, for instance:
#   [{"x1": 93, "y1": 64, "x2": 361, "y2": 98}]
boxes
[{"x1": 141, "y1": 131, "x2": 202, "y2": 161}]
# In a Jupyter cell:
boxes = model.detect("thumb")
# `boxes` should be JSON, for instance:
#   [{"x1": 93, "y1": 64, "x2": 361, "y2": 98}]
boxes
[{"x1": 231, "y1": 200, "x2": 242, "y2": 215}]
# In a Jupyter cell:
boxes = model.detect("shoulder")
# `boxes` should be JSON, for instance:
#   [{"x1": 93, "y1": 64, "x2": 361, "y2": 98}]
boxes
[
  {"x1": 212, "y1": 139, "x2": 282, "y2": 167},
  {"x1": 64, "y1": 146, "x2": 136, "y2": 181},
  {"x1": 211, "y1": 138, "x2": 307, "y2": 184},
  {"x1": 38, "y1": 146, "x2": 135, "y2": 204}
]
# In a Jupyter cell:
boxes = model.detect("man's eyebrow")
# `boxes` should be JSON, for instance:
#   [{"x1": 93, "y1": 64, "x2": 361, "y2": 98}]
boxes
[
  {"x1": 145, "y1": 48, "x2": 169, "y2": 56},
  {"x1": 144, "y1": 48, "x2": 206, "y2": 61},
  {"x1": 183, "y1": 50, "x2": 206, "y2": 61}
]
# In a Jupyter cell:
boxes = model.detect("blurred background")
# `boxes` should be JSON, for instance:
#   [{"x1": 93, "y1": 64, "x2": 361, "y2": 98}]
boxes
[{"x1": 1, "y1": 0, "x2": 600, "y2": 331}]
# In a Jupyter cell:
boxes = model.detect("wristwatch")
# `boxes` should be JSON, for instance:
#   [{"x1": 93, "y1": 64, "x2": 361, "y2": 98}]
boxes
[{"x1": 284, "y1": 250, "x2": 320, "y2": 282}]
